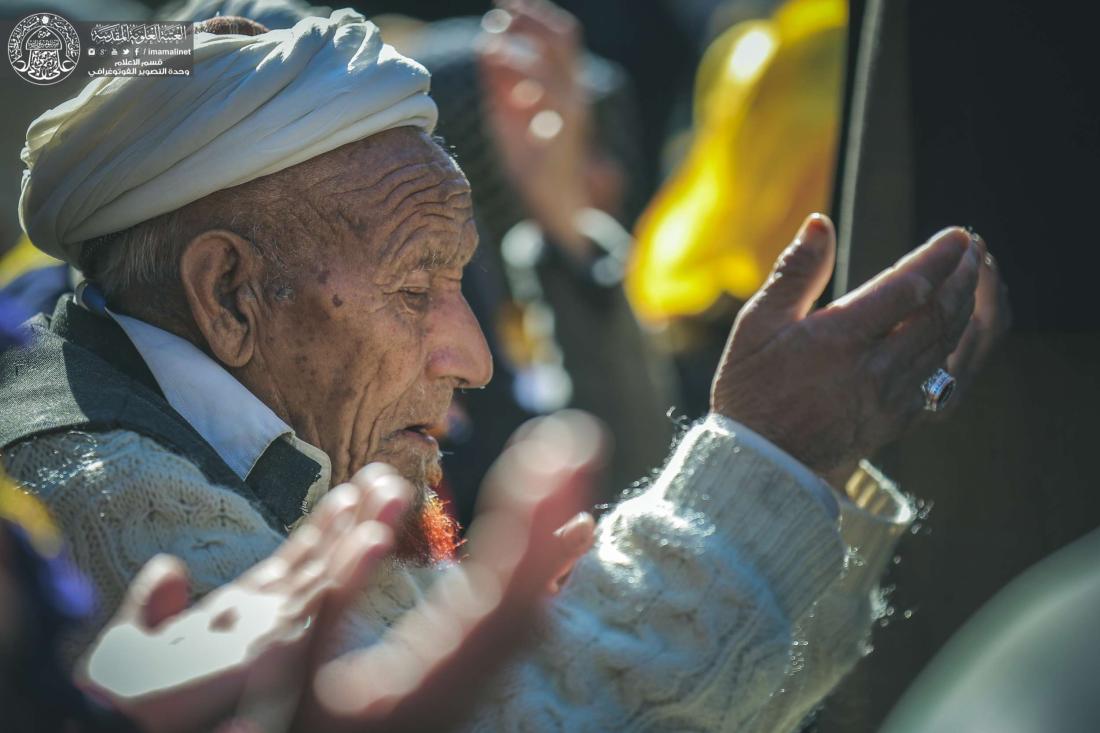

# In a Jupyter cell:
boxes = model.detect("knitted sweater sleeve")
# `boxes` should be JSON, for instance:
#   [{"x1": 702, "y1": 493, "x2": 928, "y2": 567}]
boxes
[
  {"x1": 469, "y1": 415, "x2": 913, "y2": 733},
  {"x1": 1, "y1": 429, "x2": 282, "y2": 657},
  {"x1": 4, "y1": 421, "x2": 911, "y2": 732}
]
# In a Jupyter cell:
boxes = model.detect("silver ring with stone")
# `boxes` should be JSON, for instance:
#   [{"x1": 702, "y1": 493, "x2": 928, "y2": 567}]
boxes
[{"x1": 921, "y1": 368, "x2": 956, "y2": 412}]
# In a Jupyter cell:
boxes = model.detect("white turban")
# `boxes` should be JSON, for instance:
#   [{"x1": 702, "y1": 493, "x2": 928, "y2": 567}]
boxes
[{"x1": 18, "y1": 8, "x2": 438, "y2": 265}]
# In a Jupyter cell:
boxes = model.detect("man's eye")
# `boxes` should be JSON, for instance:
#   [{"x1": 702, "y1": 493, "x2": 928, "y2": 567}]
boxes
[{"x1": 400, "y1": 288, "x2": 430, "y2": 308}]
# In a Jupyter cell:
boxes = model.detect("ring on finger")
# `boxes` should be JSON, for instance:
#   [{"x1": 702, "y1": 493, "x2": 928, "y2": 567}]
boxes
[{"x1": 921, "y1": 368, "x2": 956, "y2": 412}]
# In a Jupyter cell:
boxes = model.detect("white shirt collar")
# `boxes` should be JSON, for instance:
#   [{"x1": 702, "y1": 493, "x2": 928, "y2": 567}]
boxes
[{"x1": 108, "y1": 310, "x2": 296, "y2": 480}]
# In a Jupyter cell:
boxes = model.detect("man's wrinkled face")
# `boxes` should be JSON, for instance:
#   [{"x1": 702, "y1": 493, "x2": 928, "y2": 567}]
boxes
[{"x1": 255, "y1": 128, "x2": 492, "y2": 503}]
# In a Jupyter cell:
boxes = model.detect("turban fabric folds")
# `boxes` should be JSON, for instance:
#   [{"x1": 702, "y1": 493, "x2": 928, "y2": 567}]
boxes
[{"x1": 19, "y1": 8, "x2": 438, "y2": 264}]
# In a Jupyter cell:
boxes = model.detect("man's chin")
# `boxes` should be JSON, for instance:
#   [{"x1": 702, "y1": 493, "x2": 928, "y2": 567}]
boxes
[
  {"x1": 384, "y1": 444, "x2": 443, "y2": 492},
  {"x1": 366, "y1": 444, "x2": 452, "y2": 563},
  {"x1": 393, "y1": 486, "x2": 460, "y2": 565}
]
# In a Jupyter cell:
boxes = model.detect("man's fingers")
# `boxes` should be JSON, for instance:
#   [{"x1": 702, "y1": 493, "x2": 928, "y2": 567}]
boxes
[
  {"x1": 271, "y1": 485, "x2": 359, "y2": 573},
  {"x1": 554, "y1": 511, "x2": 595, "y2": 550},
  {"x1": 857, "y1": 229, "x2": 986, "y2": 425},
  {"x1": 870, "y1": 244, "x2": 978, "y2": 424},
  {"x1": 476, "y1": 410, "x2": 601, "y2": 549},
  {"x1": 479, "y1": 38, "x2": 539, "y2": 99},
  {"x1": 329, "y1": 522, "x2": 395, "y2": 593},
  {"x1": 734, "y1": 214, "x2": 836, "y2": 353},
  {"x1": 946, "y1": 323, "x2": 980, "y2": 386},
  {"x1": 497, "y1": 0, "x2": 581, "y2": 76},
  {"x1": 306, "y1": 482, "x2": 361, "y2": 534},
  {"x1": 829, "y1": 227, "x2": 974, "y2": 339},
  {"x1": 498, "y1": 0, "x2": 582, "y2": 47},
  {"x1": 881, "y1": 239, "x2": 980, "y2": 370},
  {"x1": 117, "y1": 554, "x2": 191, "y2": 630},
  {"x1": 308, "y1": 411, "x2": 600, "y2": 729},
  {"x1": 759, "y1": 214, "x2": 836, "y2": 320},
  {"x1": 948, "y1": 233, "x2": 1011, "y2": 378},
  {"x1": 285, "y1": 467, "x2": 410, "y2": 599},
  {"x1": 294, "y1": 521, "x2": 395, "y2": 660},
  {"x1": 547, "y1": 512, "x2": 595, "y2": 594},
  {"x1": 349, "y1": 463, "x2": 413, "y2": 526},
  {"x1": 260, "y1": 467, "x2": 409, "y2": 594},
  {"x1": 945, "y1": 232, "x2": 990, "y2": 380}
]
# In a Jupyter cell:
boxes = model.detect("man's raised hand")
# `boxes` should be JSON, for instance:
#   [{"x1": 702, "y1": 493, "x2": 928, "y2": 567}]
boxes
[
  {"x1": 304, "y1": 410, "x2": 599, "y2": 732},
  {"x1": 81, "y1": 411, "x2": 600, "y2": 733},
  {"x1": 81, "y1": 467, "x2": 409, "y2": 733},
  {"x1": 711, "y1": 214, "x2": 983, "y2": 483}
]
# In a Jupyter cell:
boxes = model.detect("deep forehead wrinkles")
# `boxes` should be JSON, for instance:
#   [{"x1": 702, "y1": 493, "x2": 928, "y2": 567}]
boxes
[
  {"x1": 371, "y1": 167, "x2": 474, "y2": 268},
  {"x1": 302, "y1": 129, "x2": 476, "y2": 269}
]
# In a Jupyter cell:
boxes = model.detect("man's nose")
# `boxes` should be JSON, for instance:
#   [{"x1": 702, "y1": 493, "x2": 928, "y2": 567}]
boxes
[{"x1": 427, "y1": 292, "x2": 493, "y2": 389}]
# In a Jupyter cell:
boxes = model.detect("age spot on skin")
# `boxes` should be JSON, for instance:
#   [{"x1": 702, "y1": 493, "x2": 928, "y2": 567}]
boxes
[{"x1": 332, "y1": 294, "x2": 344, "y2": 307}]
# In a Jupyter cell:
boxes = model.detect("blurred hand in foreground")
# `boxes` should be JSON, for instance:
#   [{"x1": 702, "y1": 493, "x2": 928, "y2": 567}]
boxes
[
  {"x1": 81, "y1": 411, "x2": 600, "y2": 733},
  {"x1": 79, "y1": 464, "x2": 409, "y2": 733},
  {"x1": 711, "y1": 214, "x2": 1004, "y2": 485},
  {"x1": 303, "y1": 411, "x2": 600, "y2": 732},
  {"x1": 479, "y1": 0, "x2": 617, "y2": 258}
]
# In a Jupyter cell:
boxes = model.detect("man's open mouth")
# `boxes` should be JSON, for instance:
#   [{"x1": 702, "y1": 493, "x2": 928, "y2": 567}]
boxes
[{"x1": 399, "y1": 423, "x2": 439, "y2": 445}]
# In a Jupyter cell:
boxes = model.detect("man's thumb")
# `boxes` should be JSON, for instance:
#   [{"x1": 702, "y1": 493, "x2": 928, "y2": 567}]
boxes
[
  {"x1": 751, "y1": 214, "x2": 836, "y2": 324},
  {"x1": 117, "y1": 554, "x2": 191, "y2": 630},
  {"x1": 547, "y1": 512, "x2": 596, "y2": 595}
]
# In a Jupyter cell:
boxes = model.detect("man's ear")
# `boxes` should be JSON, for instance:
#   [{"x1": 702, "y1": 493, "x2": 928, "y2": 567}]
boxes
[{"x1": 178, "y1": 230, "x2": 261, "y2": 368}]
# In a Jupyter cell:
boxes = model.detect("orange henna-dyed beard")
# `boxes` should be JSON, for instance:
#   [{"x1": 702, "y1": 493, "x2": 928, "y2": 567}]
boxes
[{"x1": 394, "y1": 489, "x2": 460, "y2": 564}]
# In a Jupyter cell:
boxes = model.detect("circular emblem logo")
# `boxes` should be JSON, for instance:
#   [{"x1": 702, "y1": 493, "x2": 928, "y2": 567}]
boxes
[{"x1": 7, "y1": 13, "x2": 80, "y2": 85}]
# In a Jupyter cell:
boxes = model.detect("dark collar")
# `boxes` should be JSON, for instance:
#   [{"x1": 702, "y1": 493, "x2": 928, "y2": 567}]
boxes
[{"x1": 50, "y1": 293, "x2": 163, "y2": 398}]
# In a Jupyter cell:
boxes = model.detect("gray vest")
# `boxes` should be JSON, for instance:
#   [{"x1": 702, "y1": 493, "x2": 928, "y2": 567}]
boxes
[{"x1": 0, "y1": 296, "x2": 320, "y2": 532}]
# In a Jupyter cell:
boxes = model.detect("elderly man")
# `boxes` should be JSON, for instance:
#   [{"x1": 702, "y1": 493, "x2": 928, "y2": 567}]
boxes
[{"x1": 0, "y1": 9, "x2": 989, "y2": 732}]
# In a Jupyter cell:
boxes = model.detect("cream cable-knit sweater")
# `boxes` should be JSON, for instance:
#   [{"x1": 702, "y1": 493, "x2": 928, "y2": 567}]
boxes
[{"x1": 4, "y1": 415, "x2": 911, "y2": 732}]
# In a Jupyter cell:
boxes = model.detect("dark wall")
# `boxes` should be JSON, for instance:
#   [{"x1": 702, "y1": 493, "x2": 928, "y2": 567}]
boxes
[{"x1": 822, "y1": 2, "x2": 1100, "y2": 731}]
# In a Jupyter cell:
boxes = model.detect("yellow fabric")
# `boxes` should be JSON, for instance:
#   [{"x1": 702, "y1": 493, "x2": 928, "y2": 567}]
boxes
[
  {"x1": 626, "y1": 0, "x2": 847, "y2": 323},
  {"x1": 1, "y1": 470, "x2": 62, "y2": 556},
  {"x1": 0, "y1": 234, "x2": 61, "y2": 288}
]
